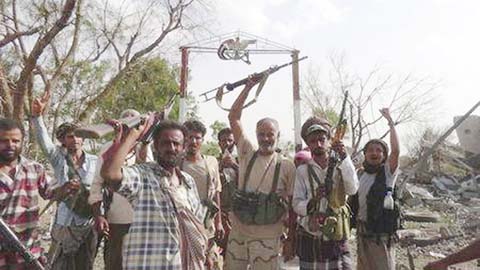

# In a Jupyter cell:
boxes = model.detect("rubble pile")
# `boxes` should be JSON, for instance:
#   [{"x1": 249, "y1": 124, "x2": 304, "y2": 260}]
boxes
[{"x1": 394, "y1": 139, "x2": 480, "y2": 269}]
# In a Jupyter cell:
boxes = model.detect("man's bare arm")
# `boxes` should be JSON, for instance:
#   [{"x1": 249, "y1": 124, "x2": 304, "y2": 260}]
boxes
[
  {"x1": 101, "y1": 125, "x2": 145, "y2": 183},
  {"x1": 424, "y1": 239, "x2": 480, "y2": 270},
  {"x1": 228, "y1": 79, "x2": 261, "y2": 143},
  {"x1": 380, "y1": 108, "x2": 399, "y2": 173}
]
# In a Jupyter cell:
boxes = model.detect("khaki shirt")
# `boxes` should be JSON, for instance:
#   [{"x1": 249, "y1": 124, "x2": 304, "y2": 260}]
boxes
[
  {"x1": 181, "y1": 155, "x2": 221, "y2": 201},
  {"x1": 181, "y1": 155, "x2": 222, "y2": 239},
  {"x1": 230, "y1": 134, "x2": 296, "y2": 239}
]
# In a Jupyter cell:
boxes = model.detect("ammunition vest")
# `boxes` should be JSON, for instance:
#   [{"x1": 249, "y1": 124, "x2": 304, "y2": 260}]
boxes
[
  {"x1": 307, "y1": 164, "x2": 351, "y2": 240},
  {"x1": 232, "y1": 152, "x2": 287, "y2": 225},
  {"x1": 349, "y1": 167, "x2": 401, "y2": 236}
]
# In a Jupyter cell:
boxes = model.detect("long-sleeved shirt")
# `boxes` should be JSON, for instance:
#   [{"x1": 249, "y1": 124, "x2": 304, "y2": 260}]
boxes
[
  {"x1": 118, "y1": 162, "x2": 204, "y2": 270},
  {"x1": 0, "y1": 156, "x2": 52, "y2": 266},
  {"x1": 31, "y1": 116, "x2": 97, "y2": 226},
  {"x1": 88, "y1": 142, "x2": 153, "y2": 224},
  {"x1": 292, "y1": 157, "x2": 359, "y2": 236}
]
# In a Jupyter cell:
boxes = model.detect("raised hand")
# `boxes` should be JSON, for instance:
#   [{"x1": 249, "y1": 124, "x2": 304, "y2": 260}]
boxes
[
  {"x1": 331, "y1": 140, "x2": 347, "y2": 160},
  {"x1": 379, "y1": 107, "x2": 394, "y2": 124},
  {"x1": 31, "y1": 90, "x2": 51, "y2": 117}
]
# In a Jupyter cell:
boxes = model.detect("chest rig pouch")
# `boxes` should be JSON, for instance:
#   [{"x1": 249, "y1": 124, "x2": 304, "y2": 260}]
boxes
[
  {"x1": 307, "y1": 164, "x2": 350, "y2": 241},
  {"x1": 232, "y1": 152, "x2": 287, "y2": 225}
]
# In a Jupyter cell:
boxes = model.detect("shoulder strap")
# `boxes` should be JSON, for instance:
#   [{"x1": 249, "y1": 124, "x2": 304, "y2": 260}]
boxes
[
  {"x1": 242, "y1": 151, "x2": 258, "y2": 190},
  {"x1": 308, "y1": 164, "x2": 322, "y2": 185},
  {"x1": 307, "y1": 164, "x2": 316, "y2": 196},
  {"x1": 270, "y1": 157, "x2": 282, "y2": 193},
  {"x1": 202, "y1": 155, "x2": 212, "y2": 197}
]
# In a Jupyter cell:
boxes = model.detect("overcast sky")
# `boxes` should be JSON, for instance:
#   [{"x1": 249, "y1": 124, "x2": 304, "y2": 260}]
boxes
[{"x1": 183, "y1": 0, "x2": 480, "y2": 149}]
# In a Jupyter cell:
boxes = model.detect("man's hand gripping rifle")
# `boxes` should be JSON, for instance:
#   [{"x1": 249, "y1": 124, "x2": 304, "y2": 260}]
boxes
[
  {"x1": 74, "y1": 93, "x2": 177, "y2": 142},
  {"x1": 199, "y1": 56, "x2": 307, "y2": 111},
  {"x1": 308, "y1": 91, "x2": 349, "y2": 237}
]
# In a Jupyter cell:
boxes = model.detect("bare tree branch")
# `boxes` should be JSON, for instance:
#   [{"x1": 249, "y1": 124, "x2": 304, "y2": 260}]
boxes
[{"x1": 0, "y1": 27, "x2": 40, "y2": 48}]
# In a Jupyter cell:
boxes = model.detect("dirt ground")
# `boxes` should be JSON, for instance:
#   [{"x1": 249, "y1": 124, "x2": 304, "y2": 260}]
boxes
[{"x1": 37, "y1": 198, "x2": 479, "y2": 270}]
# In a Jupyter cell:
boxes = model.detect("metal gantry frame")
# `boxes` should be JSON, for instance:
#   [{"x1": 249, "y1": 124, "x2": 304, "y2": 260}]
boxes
[{"x1": 178, "y1": 31, "x2": 304, "y2": 151}]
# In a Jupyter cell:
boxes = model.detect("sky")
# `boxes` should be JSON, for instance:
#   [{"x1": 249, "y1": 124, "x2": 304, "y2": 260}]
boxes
[{"x1": 182, "y1": 0, "x2": 480, "y2": 150}]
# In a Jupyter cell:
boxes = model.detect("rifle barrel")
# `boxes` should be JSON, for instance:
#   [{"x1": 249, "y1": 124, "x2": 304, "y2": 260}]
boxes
[{"x1": 199, "y1": 56, "x2": 308, "y2": 101}]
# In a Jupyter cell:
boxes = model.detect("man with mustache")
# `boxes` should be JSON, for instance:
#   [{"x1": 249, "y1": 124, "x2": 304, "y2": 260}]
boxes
[
  {"x1": 292, "y1": 117, "x2": 358, "y2": 270},
  {"x1": 31, "y1": 91, "x2": 98, "y2": 270},
  {"x1": 181, "y1": 120, "x2": 224, "y2": 269},
  {"x1": 216, "y1": 127, "x2": 238, "y2": 257},
  {"x1": 225, "y1": 79, "x2": 296, "y2": 270},
  {"x1": 0, "y1": 118, "x2": 52, "y2": 269},
  {"x1": 101, "y1": 120, "x2": 207, "y2": 270}
]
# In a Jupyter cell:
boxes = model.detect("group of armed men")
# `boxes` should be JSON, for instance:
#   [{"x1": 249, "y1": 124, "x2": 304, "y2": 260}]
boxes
[{"x1": 1, "y1": 79, "x2": 479, "y2": 270}]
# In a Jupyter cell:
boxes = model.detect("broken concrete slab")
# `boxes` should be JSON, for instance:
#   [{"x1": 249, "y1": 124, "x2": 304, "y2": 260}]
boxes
[
  {"x1": 404, "y1": 210, "x2": 441, "y2": 223},
  {"x1": 397, "y1": 229, "x2": 423, "y2": 241},
  {"x1": 458, "y1": 176, "x2": 480, "y2": 192},
  {"x1": 405, "y1": 183, "x2": 435, "y2": 199},
  {"x1": 432, "y1": 176, "x2": 459, "y2": 191}
]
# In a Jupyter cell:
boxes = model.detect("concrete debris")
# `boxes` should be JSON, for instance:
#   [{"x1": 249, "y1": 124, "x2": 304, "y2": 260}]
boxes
[
  {"x1": 404, "y1": 210, "x2": 441, "y2": 223},
  {"x1": 458, "y1": 176, "x2": 480, "y2": 192},
  {"x1": 405, "y1": 184, "x2": 435, "y2": 200},
  {"x1": 431, "y1": 176, "x2": 459, "y2": 191},
  {"x1": 428, "y1": 251, "x2": 446, "y2": 258}
]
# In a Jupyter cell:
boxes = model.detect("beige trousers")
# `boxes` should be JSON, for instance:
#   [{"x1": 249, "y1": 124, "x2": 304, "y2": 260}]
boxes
[{"x1": 225, "y1": 229, "x2": 280, "y2": 270}]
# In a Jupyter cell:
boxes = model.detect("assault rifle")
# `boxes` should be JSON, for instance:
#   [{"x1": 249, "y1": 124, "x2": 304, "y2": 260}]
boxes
[
  {"x1": 0, "y1": 219, "x2": 45, "y2": 270},
  {"x1": 74, "y1": 93, "x2": 177, "y2": 141},
  {"x1": 308, "y1": 91, "x2": 349, "y2": 234},
  {"x1": 199, "y1": 56, "x2": 308, "y2": 103}
]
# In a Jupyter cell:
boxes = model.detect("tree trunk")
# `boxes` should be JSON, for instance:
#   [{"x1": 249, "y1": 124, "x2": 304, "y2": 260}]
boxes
[
  {"x1": 12, "y1": 0, "x2": 77, "y2": 122},
  {"x1": 0, "y1": 65, "x2": 14, "y2": 118}
]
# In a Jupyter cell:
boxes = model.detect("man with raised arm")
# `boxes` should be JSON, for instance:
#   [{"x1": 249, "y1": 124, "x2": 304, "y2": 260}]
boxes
[
  {"x1": 31, "y1": 92, "x2": 98, "y2": 270},
  {"x1": 225, "y1": 79, "x2": 296, "y2": 270},
  {"x1": 349, "y1": 108, "x2": 400, "y2": 270},
  {"x1": 293, "y1": 117, "x2": 359, "y2": 269},
  {"x1": 88, "y1": 109, "x2": 153, "y2": 270},
  {"x1": 101, "y1": 120, "x2": 207, "y2": 270}
]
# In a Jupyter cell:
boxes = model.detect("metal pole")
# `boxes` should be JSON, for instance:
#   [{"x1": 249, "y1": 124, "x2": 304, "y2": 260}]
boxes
[
  {"x1": 292, "y1": 50, "x2": 302, "y2": 152},
  {"x1": 179, "y1": 47, "x2": 189, "y2": 123}
]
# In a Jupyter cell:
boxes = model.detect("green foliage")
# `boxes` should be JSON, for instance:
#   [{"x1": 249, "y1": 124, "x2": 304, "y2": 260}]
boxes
[
  {"x1": 201, "y1": 141, "x2": 221, "y2": 157},
  {"x1": 312, "y1": 107, "x2": 339, "y2": 126},
  {"x1": 96, "y1": 58, "x2": 180, "y2": 120},
  {"x1": 210, "y1": 120, "x2": 228, "y2": 140}
]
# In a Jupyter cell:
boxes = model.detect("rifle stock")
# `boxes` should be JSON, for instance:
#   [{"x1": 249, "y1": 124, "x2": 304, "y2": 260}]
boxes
[{"x1": 74, "y1": 93, "x2": 177, "y2": 140}]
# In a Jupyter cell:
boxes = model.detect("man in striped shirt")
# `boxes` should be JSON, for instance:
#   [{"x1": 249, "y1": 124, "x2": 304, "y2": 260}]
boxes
[{"x1": 0, "y1": 118, "x2": 51, "y2": 269}]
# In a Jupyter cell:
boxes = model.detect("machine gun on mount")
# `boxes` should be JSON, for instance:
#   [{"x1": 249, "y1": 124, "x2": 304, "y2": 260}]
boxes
[
  {"x1": 308, "y1": 91, "x2": 349, "y2": 236},
  {"x1": 0, "y1": 219, "x2": 45, "y2": 270},
  {"x1": 199, "y1": 56, "x2": 307, "y2": 111}
]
